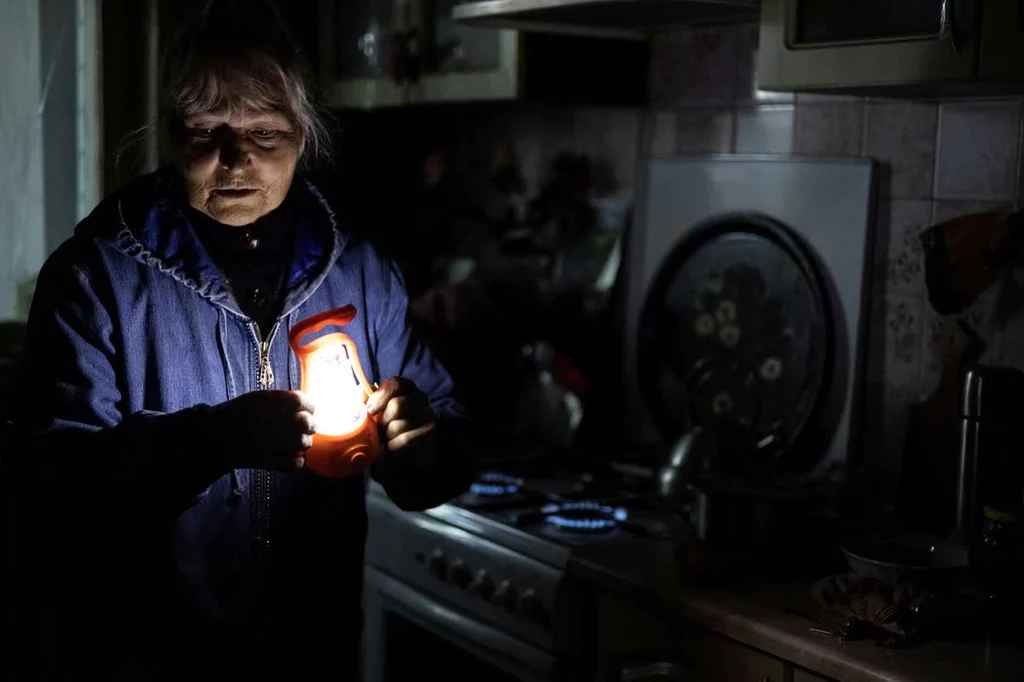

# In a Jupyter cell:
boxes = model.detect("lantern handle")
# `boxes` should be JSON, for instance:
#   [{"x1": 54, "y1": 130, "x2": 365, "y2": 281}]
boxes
[{"x1": 288, "y1": 305, "x2": 358, "y2": 351}]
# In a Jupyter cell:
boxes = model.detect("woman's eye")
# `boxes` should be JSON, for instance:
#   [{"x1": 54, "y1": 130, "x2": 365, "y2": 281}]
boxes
[
  {"x1": 251, "y1": 129, "x2": 278, "y2": 140},
  {"x1": 189, "y1": 128, "x2": 215, "y2": 139}
]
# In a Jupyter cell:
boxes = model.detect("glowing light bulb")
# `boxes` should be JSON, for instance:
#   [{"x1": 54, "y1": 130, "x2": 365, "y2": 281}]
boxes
[{"x1": 306, "y1": 345, "x2": 367, "y2": 437}]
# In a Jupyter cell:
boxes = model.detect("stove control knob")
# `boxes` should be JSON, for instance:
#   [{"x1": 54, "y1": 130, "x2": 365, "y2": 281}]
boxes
[
  {"x1": 518, "y1": 589, "x2": 549, "y2": 626},
  {"x1": 491, "y1": 579, "x2": 517, "y2": 611},
  {"x1": 449, "y1": 559, "x2": 472, "y2": 588},
  {"x1": 469, "y1": 570, "x2": 495, "y2": 599},
  {"x1": 427, "y1": 549, "x2": 447, "y2": 579}
]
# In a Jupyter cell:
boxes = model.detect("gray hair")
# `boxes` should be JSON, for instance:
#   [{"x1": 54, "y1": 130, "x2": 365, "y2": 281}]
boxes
[{"x1": 161, "y1": 5, "x2": 332, "y2": 167}]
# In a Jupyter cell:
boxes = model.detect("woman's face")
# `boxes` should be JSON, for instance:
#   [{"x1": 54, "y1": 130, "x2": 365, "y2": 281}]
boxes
[{"x1": 180, "y1": 108, "x2": 301, "y2": 226}]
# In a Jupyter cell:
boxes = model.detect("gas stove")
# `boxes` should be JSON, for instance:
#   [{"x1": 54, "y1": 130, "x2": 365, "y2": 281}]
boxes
[
  {"x1": 449, "y1": 470, "x2": 685, "y2": 550},
  {"x1": 364, "y1": 468, "x2": 687, "y2": 672}
]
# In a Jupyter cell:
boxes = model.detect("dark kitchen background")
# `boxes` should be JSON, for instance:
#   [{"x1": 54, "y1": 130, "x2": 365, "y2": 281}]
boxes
[{"x1": 5, "y1": 1, "x2": 1024, "y2": 680}]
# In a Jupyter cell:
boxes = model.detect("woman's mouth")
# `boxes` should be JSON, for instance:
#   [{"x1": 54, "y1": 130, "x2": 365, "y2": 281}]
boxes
[{"x1": 212, "y1": 188, "x2": 258, "y2": 198}]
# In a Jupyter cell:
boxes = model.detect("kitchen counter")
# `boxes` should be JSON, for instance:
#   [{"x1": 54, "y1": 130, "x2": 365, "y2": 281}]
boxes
[{"x1": 572, "y1": 544, "x2": 1024, "y2": 682}]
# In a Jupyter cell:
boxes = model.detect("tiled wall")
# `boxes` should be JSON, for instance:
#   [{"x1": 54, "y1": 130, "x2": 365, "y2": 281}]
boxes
[
  {"x1": 647, "y1": 26, "x2": 1024, "y2": 486},
  {"x1": 452, "y1": 24, "x2": 1024, "y2": 488}
]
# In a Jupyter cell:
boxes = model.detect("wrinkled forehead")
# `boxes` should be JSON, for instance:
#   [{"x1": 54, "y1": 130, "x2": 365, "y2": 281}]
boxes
[{"x1": 183, "y1": 106, "x2": 294, "y2": 129}]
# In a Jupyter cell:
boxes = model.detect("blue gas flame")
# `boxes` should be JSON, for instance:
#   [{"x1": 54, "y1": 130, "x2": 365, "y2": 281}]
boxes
[
  {"x1": 470, "y1": 472, "x2": 521, "y2": 497},
  {"x1": 541, "y1": 501, "x2": 628, "y2": 531}
]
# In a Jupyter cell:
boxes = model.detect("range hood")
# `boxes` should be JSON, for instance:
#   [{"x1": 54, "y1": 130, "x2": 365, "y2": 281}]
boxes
[{"x1": 452, "y1": 0, "x2": 760, "y2": 39}]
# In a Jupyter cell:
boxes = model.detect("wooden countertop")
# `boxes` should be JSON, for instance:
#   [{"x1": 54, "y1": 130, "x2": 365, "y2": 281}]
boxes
[{"x1": 571, "y1": 544, "x2": 1024, "y2": 682}]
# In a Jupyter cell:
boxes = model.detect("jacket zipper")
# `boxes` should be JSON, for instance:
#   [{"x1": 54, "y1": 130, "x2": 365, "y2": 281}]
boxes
[
  {"x1": 259, "y1": 333, "x2": 275, "y2": 389},
  {"x1": 250, "y1": 321, "x2": 280, "y2": 562}
]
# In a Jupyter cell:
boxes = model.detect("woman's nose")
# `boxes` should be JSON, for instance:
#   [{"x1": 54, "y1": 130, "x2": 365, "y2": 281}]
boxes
[{"x1": 217, "y1": 129, "x2": 252, "y2": 169}]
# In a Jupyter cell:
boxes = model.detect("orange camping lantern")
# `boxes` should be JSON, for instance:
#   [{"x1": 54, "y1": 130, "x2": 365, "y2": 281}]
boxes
[{"x1": 288, "y1": 305, "x2": 380, "y2": 478}]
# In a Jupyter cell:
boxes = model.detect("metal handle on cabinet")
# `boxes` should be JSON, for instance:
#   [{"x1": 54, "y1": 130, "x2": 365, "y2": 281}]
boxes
[
  {"x1": 940, "y1": 0, "x2": 963, "y2": 54},
  {"x1": 620, "y1": 661, "x2": 689, "y2": 681}
]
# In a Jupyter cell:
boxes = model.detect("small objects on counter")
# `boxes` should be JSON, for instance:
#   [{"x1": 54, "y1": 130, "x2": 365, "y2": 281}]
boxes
[
  {"x1": 784, "y1": 607, "x2": 874, "y2": 642},
  {"x1": 809, "y1": 571, "x2": 941, "y2": 647}
]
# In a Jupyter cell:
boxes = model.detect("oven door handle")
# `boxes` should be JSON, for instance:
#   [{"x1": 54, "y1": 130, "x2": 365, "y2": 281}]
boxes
[{"x1": 365, "y1": 565, "x2": 556, "y2": 676}]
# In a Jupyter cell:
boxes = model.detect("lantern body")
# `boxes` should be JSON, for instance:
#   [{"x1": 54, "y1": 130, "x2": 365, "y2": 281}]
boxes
[{"x1": 288, "y1": 305, "x2": 380, "y2": 478}]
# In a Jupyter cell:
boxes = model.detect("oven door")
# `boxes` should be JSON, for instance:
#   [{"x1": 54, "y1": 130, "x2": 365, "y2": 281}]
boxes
[
  {"x1": 758, "y1": 0, "x2": 981, "y2": 92},
  {"x1": 363, "y1": 565, "x2": 557, "y2": 682}
]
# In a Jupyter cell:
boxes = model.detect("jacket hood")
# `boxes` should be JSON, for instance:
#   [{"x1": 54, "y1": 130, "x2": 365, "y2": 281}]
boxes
[{"x1": 76, "y1": 165, "x2": 347, "y2": 319}]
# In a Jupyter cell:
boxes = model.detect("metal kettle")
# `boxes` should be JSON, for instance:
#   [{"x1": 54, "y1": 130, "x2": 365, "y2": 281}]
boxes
[{"x1": 656, "y1": 426, "x2": 717, "y2": 501}]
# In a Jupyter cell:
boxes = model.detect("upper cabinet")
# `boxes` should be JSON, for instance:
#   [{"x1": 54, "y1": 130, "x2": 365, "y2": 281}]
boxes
[
  {"x1": 757, "y1": 0, "x2": 1024, "y2": 95},
  {"x1": 318, "y1": 0, "x2": 650, "y2": 109},
  {"x1": 417, "y1": 0, "x2": 522, "y2": 102},
  {"x1": 318, "y1": 0, "x2": 409, "y2": 108}
]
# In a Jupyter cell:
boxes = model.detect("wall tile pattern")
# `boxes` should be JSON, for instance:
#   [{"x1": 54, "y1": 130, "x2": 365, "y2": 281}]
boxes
[{"x1": 449, "y1": 24, "x2": 1024, "y2": 487}]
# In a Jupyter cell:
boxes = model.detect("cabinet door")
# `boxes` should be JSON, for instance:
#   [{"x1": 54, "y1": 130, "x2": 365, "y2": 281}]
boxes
[
  {"x1": 415, "y1": 0, "x2": 519, "y2": 102},
  {"x1": 758, "y1": 0, "x2": 978, "y2": 91},
  {"x1": 678, "y1": 628, "x2": 788, "y2": 682},
  {"x1": 790, "y1": 0, "x2": 949, "y2": 43},
  {"x1": 794, "y1": 667, "x2": 835, "y2": 682},
  {"x1": 327, "y1": 0, "x2": 395, "y2": 79},
  {"x1": 979, "y1": 0, "x2": 1024, "y2": 81},
  {"x1": 422, "y1": 0, "x2": 503, "y2": 73},
  {"x1": 319, "y1": 0, "x2": 409, "y2": 108}
]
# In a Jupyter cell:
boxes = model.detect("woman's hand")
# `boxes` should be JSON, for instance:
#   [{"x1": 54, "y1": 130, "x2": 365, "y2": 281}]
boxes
[
  {"x1": 367, "y1": 377, "x2": 437, "y2": 470},
  {"x1": 208, "y1": 390, "x2": 316, "y2": 472}
]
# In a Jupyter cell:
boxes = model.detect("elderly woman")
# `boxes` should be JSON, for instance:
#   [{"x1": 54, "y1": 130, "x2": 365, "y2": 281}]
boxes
[{"x1": 16, "y1": 8, "x2": 472, "y2": 681}]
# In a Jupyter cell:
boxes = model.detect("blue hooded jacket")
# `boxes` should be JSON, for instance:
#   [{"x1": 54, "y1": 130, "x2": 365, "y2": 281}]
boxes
[{"x1": 16, "y1": 167, "x2": 473, "y2": 677}]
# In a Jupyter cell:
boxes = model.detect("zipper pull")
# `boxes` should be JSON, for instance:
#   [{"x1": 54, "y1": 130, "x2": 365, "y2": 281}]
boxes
[{"x1": 260, "y1": 342, "x2": 274, "y2": 389}]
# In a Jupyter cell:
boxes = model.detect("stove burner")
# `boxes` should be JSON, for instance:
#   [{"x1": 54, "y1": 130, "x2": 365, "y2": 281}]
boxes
[
  {"x1": 470, "y1": 473, "x2": 523, "y2": 498},
  {"x1": 541, "y1": 501, "x2": 629, "y2": 532}
]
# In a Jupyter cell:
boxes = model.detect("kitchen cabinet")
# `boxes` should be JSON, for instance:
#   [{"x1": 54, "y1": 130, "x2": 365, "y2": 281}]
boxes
[
  {"x1": 605, "y1": 624, "x2": 798, "y2": 681},
  {"x1": 417, "y1": 0, "x2": 522, "y2": 103},
  {"x1": 318, "y1": 0, "x2": 409, "y2": 108},
  {"x1": 677, "y1": 628, "x2": 788, "y2": 682},
  {"x1": 793, "y1": 668, "x2": 835, "y2": 682},
  {"x1": 593, "y1": 590, "x2": 839, "y2": 682},
  {"x1": 318, "y1": 0, "x2": 649, "y2": 109},
  {"x1": 757, "y1": 0, "x2": 1024, "y2": 96}
]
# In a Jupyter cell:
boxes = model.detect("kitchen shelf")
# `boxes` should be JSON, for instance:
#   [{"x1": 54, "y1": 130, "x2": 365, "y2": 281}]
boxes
[{"x1": 452, "y1": 0, "x2": 760, "y2": 38}]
